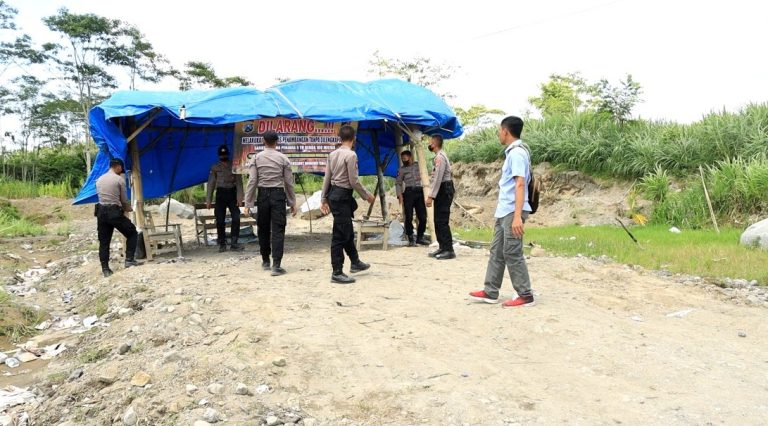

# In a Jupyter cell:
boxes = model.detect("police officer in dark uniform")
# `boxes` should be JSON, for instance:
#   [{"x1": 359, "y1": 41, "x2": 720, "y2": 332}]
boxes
[
  {"x1": 425, "y1": 134, "x2": 456, "y2": 260},
  {"x1": 396, "y1": 150, "x2": 429, "y2": 246},
  {"x1": 95, "y1": 158, "x2": 139, "y2": 277},
  {"x1": 206, "y1": 145, "x2": 244, "y2": 252},
  {"x1": 244, "y1": 131, "x2": 298, "y2": 276},
  {"x1": 320, "y1": 125, "x2": 375, "y2": 284}
]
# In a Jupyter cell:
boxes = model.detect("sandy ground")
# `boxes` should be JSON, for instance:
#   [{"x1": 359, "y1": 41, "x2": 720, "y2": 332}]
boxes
[{"x1": 2, "y1": 209, "x2": 766, "y2": 425}]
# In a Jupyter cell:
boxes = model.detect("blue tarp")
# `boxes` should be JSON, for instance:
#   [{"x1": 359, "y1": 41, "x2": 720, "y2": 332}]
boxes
[{"x1": 74, "y1": 79, "x2": 463, "y2": 204}]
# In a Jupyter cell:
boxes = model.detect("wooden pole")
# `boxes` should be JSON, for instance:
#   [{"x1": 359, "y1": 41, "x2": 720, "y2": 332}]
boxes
[
  {"x1": 371, "y1": 131, "x2": 388, "y2": 220},
  {"x1": 126, "y1": 118, "x2": 153, "y2": 260},
  {"x1": 699, "y1": 165, "x2": 720, "y2": 234},
  {"x1": 409, "y1": 125, "x2": 435, "y2": 241}
]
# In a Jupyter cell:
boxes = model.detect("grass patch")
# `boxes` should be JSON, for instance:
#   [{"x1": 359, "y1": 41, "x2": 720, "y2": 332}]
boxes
[
  {"x1": 0, "y1": 178, "x2": 76, "y2": 199},
  {"x1": 0, "y1": 200, "x2": 46, "y2": 237},
  {"x1": 78, "y1": 347, "x2": 110, "y2": 364},
  {"x1": 47, "y1": 371, "x2": 68, "y2": 384},
  {"x1": 81, "y1": 294, "x2": 110, "y2": 318},
  {"x1": 456, "y1": 225, "x2": 768, "y2": 283},
  {"x1": 0, "y1": 288, "x2": 46, "y2": 342}
]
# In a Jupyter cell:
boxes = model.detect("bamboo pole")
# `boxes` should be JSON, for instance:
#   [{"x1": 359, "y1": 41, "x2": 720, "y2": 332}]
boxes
[
  {"x1": 125, "y1": 117, "x2": 153, "y2": 260},
  {"x1": 699, "y1": 165, "x2": 720, "y2": 234},
  {"x1": 371, "y1": 131, "x2": 387, "y2": 220},
  {"x1": 408, "y1": 126, "x2": 435, "y2": 241}
]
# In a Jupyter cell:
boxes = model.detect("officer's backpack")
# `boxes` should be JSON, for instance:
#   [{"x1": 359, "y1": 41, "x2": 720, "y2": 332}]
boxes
[{"x1": 515, "y1": 144, "x2": 541, "y2": 214}]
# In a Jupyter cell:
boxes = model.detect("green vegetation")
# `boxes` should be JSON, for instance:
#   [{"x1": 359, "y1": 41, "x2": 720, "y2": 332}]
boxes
[
  {"x1": 0, "y1": 177, "x2": 76, "y2": 199},
  {"x1": 0, "y1": 199, "x2": 46, "y2": 237},
  {"x1": 77, "y1": 347, "x2": 110, "y2": 364},
  {"x1": 0, "y1": 288, "x2": 46, "y2": 342},
  {"x1": 456, "y1": 225, "x2": 767, "y2": 284}
]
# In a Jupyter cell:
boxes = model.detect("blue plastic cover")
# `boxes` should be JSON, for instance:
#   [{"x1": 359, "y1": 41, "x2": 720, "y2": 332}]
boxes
[{"x1": 74, "y1": 79, "x2": 462, "y2": 204}]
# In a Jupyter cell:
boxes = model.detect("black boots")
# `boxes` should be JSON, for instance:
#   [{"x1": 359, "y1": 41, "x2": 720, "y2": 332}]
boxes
[
  {"x1": 101, "y1": 262, "x2": 113, "y2": 278},
  {"x1": 350, "y1": 260, "x2": 370, "y2": 273},
  {"x1": 261, "y1": 260, "x2": 271, "y2": 270},
  {"x1": 271, "y1": 263, "x2": 286, "y2": 276},
  {"x1": 416, "y1": 236, "x2": 430, "y2": 246},
  {"x1": 230, "y1": 243, "x2": 244, "y2": 252},
  {"x1": 407, "y1": 236, "x2": 416, "y2": 247},
  {"x1": 331, "y1": 271, "x2": 356, "y2": 284},
  {"x1": 125, "y1": 259, "x2": 139, "y2": 268},
  {"x1": 428, "y1": 249, "x2": 443, "y2": 258},
  {"x1": 435, "y1": 251, "x2": 456, "y2": 260},
  {"x1": 218, "y1": 245, "x2": 227, "y2": 253}
]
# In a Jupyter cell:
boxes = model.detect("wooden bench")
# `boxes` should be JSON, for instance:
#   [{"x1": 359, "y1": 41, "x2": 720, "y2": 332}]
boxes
[
  {"x1": 353, "y1": 218, "x2": 390, "y2": 251},
  {"x1": 193, "y1": 202, "x2": 257, "y2": 246},
  {"x1": 142, "y1": 210, "x2": 183, "y2": 260}
]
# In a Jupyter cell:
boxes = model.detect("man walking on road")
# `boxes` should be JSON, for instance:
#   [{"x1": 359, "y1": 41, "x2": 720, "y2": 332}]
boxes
[
  {"x1": 320, "y1": 125, "x2": 375, "y2": 284},
  {"x1": 206, "y1": 145, "x2": 244, "y2": 252},
  {"x1": 396, "y1": 150, "x2": 429, "y2": 247},
  {"x1": 95, "y1": 158, "x2": 139, "y2": 277},
  {"x1": 244, "y1": 130, "x2": 297, "y2": 276},
  {"x1": 469, "y1": 116, "x2": 535, "y2": 307},
  {"x1": 425, "y1": 134, "x2": 455, "y2": 260}
]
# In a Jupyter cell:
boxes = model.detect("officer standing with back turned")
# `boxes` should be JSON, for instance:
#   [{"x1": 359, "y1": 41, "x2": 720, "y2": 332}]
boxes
[
  {"x1": 206, "y1": 145, "x2": 244, "y2": 252},
  {"x1": 95, "y1": 158, "x2": 139, "y2": 277},
  {"x1": 244, "y1": 130, "x2": 298, "y2": 276},
  {"x1": 396, "y1": 150, "x2": 429, "y2": 246}
]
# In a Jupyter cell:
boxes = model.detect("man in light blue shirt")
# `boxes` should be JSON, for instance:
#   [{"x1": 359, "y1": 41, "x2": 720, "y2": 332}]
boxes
[{"x1": 469, "y1": 116, "x2": 535, "y2": 307}]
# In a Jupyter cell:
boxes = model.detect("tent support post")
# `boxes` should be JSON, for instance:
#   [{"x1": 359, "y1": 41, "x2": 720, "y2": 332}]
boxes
[
  {"x1": 126, "y1": 117, "x2": 153, "y2": 261},
  {"x1": 409, "y1": 126, "x2": 435, "y2": 241},
  {"x1": 371, "y1": 131, "x2": 387, "y2": 220}
]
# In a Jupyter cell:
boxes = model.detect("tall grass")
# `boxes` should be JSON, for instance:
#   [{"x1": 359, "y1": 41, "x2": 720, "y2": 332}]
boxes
[
  {"x1": 0, "y1": 177, "x2": 76, "y2": 199},
  {"x1": 447, "y1": 103, "x2": 768, "y2": 178}
]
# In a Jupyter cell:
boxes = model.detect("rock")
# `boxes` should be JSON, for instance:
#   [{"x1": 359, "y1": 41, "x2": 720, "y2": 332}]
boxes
[
  {"x1": 255, "y1": 384, "x2": 270, "y2": 394},
  {"x1": 272, "y1": 357, "x2": 287, "y2": 367},
  {"x1": 158, "y1": 198, "x2": 195, "y2": 219},
  {"x1": 738, "y1": 331, "x2": 747, "y2": 338},
  {"x1": 530, "y1": 247, "x2": 547, "y2": 257},
  {"x1": 740, "y1": 217, "x2": 768, "y2": 250},
  {"x1": 118, "y1": 343, "x2": 131, "y2": 355},
  {"x1": 202, "y1": 408, "x2": 221, "y2": 423},
  {"x1": 122, "y1": 407, "x2": 138, "y2": 425},
  {"x1": 207, "y1": 383, "x2": 224, "y2": 394},
  {"x1": 186, "y1": 384, "x2": 199, "y2": 395},
  {"x1": 204, "y1": 297, "x2": 213, "y2": 304},
  {"x1": 130, "y1": 371, "x2": 151, "y2": 387},
  {"x1": 118, "y1": 307, "x2": 134, "y2": 317},
  {"x1": 265, "y1": 415, "x2": 280, "y2": 426},
  {"x1": 99, "y1": 366, "x2": 120, "y2": 384},
  {"x1": 68, "y1": 368, "x2": 84, "y2": 381},
  {"x1": 234, "y1": 383, "x2": 250, "y2": 395},
  {"x1": 165, "y1": 306, "x2": 175, "y2": 313},
  {"x1": 300, "y1": 190, "x2": 325, "y2": 220},
  {"x1": 16, "y1": 351, "x2": 39, "y2": 363},
  {"x1": 162, "y1": 350, "x2": 184, "y2": 364},
  {"x1": 212, "y1": 326, "x2": 226, "y2": 335},
  {"x1": 189, "y1": 314, "x2": 203, "y2": 325},
  {"x1": 668, "y1": 226, "x2": 682, "y2": 233}
]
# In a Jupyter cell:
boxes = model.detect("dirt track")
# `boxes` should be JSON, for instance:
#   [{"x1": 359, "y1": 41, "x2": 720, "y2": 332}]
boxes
[{"x1": 3, "y1": 210, "x2": 766, "y2": 425}]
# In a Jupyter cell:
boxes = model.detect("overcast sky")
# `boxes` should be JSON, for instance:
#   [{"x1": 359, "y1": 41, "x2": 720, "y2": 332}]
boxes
[{"x1": 11, "y1": 0, "x2": 768, "y2": 123}]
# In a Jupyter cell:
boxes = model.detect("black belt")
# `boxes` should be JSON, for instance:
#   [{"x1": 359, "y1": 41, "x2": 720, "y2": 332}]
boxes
[
  {"x1": 216, "y1": 186, "x2": 236, "y2": 191},
  {"x1": 330, "y1": 185, "x2": 353, "y2": 193},
  {"x1": 258, "y1": 187, "x2": 285, "y2": 192},
  {"x1": 440, "y1": 181, "x2": 454, "y2": 187},
  {"x1": 405, "y1": 186, "x2": 423, "y2": 190}
]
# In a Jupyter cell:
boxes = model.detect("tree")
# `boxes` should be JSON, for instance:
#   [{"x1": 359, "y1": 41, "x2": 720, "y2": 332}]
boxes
[
  {"x1": 0, "y1": 0, "x2": 16, "y2": 30},
  {"x1": 175, "y1": 61, "x2": 252, "y2": 91},
  {"x1": 43, "y1": 8, "x2": 125, "y2": 172},
  {"x1": 368, "y1": 50, "x2": 456, "y2": 99},
  {"x1": 454, "y1": 104, "x2": 505, "y2": 128},
  {"x1": 29, "y1": 95, "x2": 84, "y2": 146},
  {"x1": 591, "y1": 74, "x2": 642, "y2": 123},
  {"x1": 528, "y1": 72, "x2": 591, "y2": 117},
  {"x1": 103, "y1": 24, "x2": 172, "y2": 90}
]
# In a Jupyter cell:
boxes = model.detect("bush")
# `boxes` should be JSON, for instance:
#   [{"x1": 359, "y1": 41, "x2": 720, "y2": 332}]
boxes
[{"x1": 0, "y1": 200, "x2": 46, "y2": 237}]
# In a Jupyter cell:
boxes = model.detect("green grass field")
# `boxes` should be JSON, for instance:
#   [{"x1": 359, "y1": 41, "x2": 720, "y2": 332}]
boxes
[{"x1": 456, "y1": 225, "x2": 767, "y2": 284}]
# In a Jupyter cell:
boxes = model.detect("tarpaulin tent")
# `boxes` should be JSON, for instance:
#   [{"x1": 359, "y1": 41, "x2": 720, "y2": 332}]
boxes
[{"x1": 74, "y1": 79, "x2": 463, "y2": 205}]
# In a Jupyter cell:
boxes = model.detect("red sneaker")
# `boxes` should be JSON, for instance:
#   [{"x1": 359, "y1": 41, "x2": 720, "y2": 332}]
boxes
[
  {"x1": 502, "y1": 296, "x2": 536, "y2": 308},
  {"x1": 468, "y1": 290, "x2": 499, "y2": 304}
]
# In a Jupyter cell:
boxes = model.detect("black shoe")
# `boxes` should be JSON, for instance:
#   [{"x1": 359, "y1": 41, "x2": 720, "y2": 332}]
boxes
[
  {"x1": 102, "y1": 268, "x2": 113, "y2": 278},
  {"x1": 435, "y1": 251, "x2": 456, "y2": 260},
  {"x1": 428, "y1": 249, "x2": 443, "y2": 258},
  {"x1": 350, "y1": 261, "x2": 370, "y2": 273},
  {"x1": 218, "y1": 245, "x2": 227, "y2": 253},
  {"x1": 230, "y1": 243, "x2": 245, "y2": 252},
  {"x1": 124, "y1": 259, "x2": 139, "y2": 268},
  {"x1": 271, "y1": 266, "x2": 287, "y2": 276},
  {"x1": 416, "y1": 236, "x2": 430, "y2": 246},
  {"x1": 407, "y1": 236, "x2": 416, "y2": 247},
  {"x1": 261, "y1": 261, "x2": 271, "y2": 271},
  {"x1": 331, "y1": 272, "x2": 356, "y2": 284}
]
